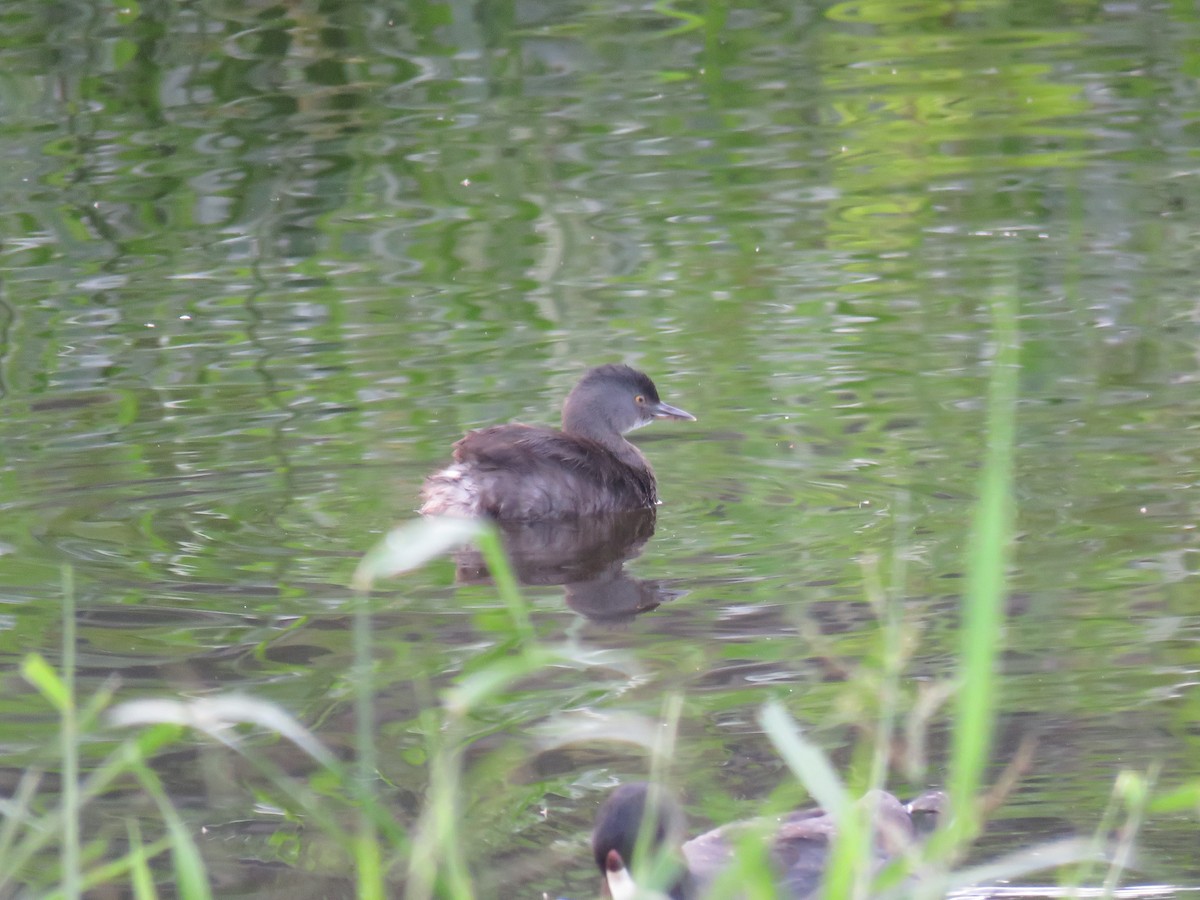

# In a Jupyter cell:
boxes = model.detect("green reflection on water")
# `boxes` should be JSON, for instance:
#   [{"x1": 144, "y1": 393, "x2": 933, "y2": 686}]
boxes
[{"x1": 0, "y1": 0, "x2": 1197, "y2": 893}]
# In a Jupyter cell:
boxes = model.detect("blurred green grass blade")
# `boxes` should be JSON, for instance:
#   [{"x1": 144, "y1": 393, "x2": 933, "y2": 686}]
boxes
[
  {"x1": 948, "y1": 289, "x2": 1018, "y2": 838},
  {"x1": 470, "y1": 525, "x2": 534, "y2": 639},
  {"x1": 126, "y1": 820, "x2": 158, "y2": 900},
  {"x1": 353, "y1": 517, "x2": 484, "y2": 590},
  {"x1": 902, "y1": 836, "x2": 1099, "y2": 898},
  {"x1": 165, "y1": 812, "x2": 209, "y2": 900},
  {"x1": 353, "y1": 568, "x2": 381, "y2": 900},
  {"x1": 352, "y1": 518, "x2": 535, "y2": 641},
  {"x1": 109, "y1": 694, "x2": 410, "y2": 856},
  {"x1": 536, "y1": 712, "x2": 659, "y2": 749},
  {"x1": 21, "y1": 654, "x2": 68, "y2": 712},
  {"x1": 130, "y1": 764, "x2": 211, "y2": 900},
  {"x1": 108, "y1": 695, "x2": 338, "y2": 770},
  {"x1": 0, "y1": 766, "x2": 42, "y2": 868},
  {"x1": 1103, "y1": 768, "x2": 1155, "y2": 895},
  {"x1": 1149, "y1": 780, "x2": 1200, "y2": 814},
  {"x1": 355, "y1": 832, "x2": 383, "y2": 900},
  {"x1": 351, "y1": 550, "x2": 388, "y2": 900},
  {"x1": 406, "y1": 736, "x2": 474, "y2": 899},
  {"x1": 78, "y1": 676, "x2": 120, "y2": 733},
  {"x1": 444, "y1": 646, "x2": 556, "y2": 716},
  {"x1": 40, "y1": 835, "x2": 173, "y2": 899},
  {"x1": 59, "y1": 565, "x2": 80, "y2": 900},
  {"x1": 130, "y1": 723, "x2": 187, "y2": 757},
  {"x1": 758, "y1": 700, "x2": 849, "y2": 818},
  {"x1": 1, "y1": 740, "x2": 159, "y2": 884},
  {"x1": 705, "y1": 828, "x2": 776, "y2": 900},
  {"x1": 651, "y1": 0, "x2": 705, "y2": 35}
]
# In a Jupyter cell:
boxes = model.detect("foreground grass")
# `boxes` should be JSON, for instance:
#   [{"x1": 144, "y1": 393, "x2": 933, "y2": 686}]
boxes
[
  {"x1": 5, "y1": 568, "x2": 212, "y2": 899},
  {"x1": 3, "y1": 532, "x2": 1168, "y2": 896},
  {"x1": 5, "y1": 293, "x2": 1188, "y2": 895}
]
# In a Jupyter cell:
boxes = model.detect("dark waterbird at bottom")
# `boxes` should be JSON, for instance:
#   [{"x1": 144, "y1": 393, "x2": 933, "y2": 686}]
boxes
[
  {"x1": 420, "y1": 364, "x2": 695, "y2": 521},
  {"x1": 592, "y1": 782, "x2": 945, "y2": 899}
]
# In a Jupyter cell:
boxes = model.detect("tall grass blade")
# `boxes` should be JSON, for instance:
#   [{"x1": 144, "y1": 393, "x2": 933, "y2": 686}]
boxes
[
  {"x1": 353, "y1": 567, "x2": 383, "y2": 900},
  {"x1": 470, "y1": 525, "x2": 534, "y2": 640},
  {"x1": 60, "y1": 566, "x2": 80, "y2": 900},
  {"x1": 354, "y1": 834, "x2": 383, "y2": 900},
  {"x1": 126, "y1": 820, "x2": 158, "y2": 900},
  {"x1": 1102, "y1": 768, "x2": 1155, "y2": 897},
  {"x1": 948, "y1": 289, "x2": 1019, "y2": 841},
  {"x1": 405, "y1": 709, "x2": 475, "y2": 900},
  {"x1": 133, "y1": 766, "x2": 212, "y2": 900},
  {"x1": 0, "y1": 766, "x2": 43, "y2": 870}
]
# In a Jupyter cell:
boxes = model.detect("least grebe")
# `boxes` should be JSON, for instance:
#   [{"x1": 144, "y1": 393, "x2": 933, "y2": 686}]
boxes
[
  {"x1": 592, "y1": 782, "x2": 944, "y2": 900},
  {"x1": 420, "y1": 364, "x2": 694, "y2": 520}
]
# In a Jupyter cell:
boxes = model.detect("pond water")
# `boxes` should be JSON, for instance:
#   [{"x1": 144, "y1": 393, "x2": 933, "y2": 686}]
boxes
[{"x1": 1, "y1": 0, "x2": 1198, "y2": 896}]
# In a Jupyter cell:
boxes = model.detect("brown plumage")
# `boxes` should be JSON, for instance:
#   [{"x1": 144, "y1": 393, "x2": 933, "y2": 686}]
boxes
[{"x1": 420, "y1": 365, "x2": 694, "y2": 520}]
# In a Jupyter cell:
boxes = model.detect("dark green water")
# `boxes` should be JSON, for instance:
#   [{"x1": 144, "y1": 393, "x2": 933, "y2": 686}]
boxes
[{"x1": 1, "y1": 0, "x2": 1198, "y2": 896}]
